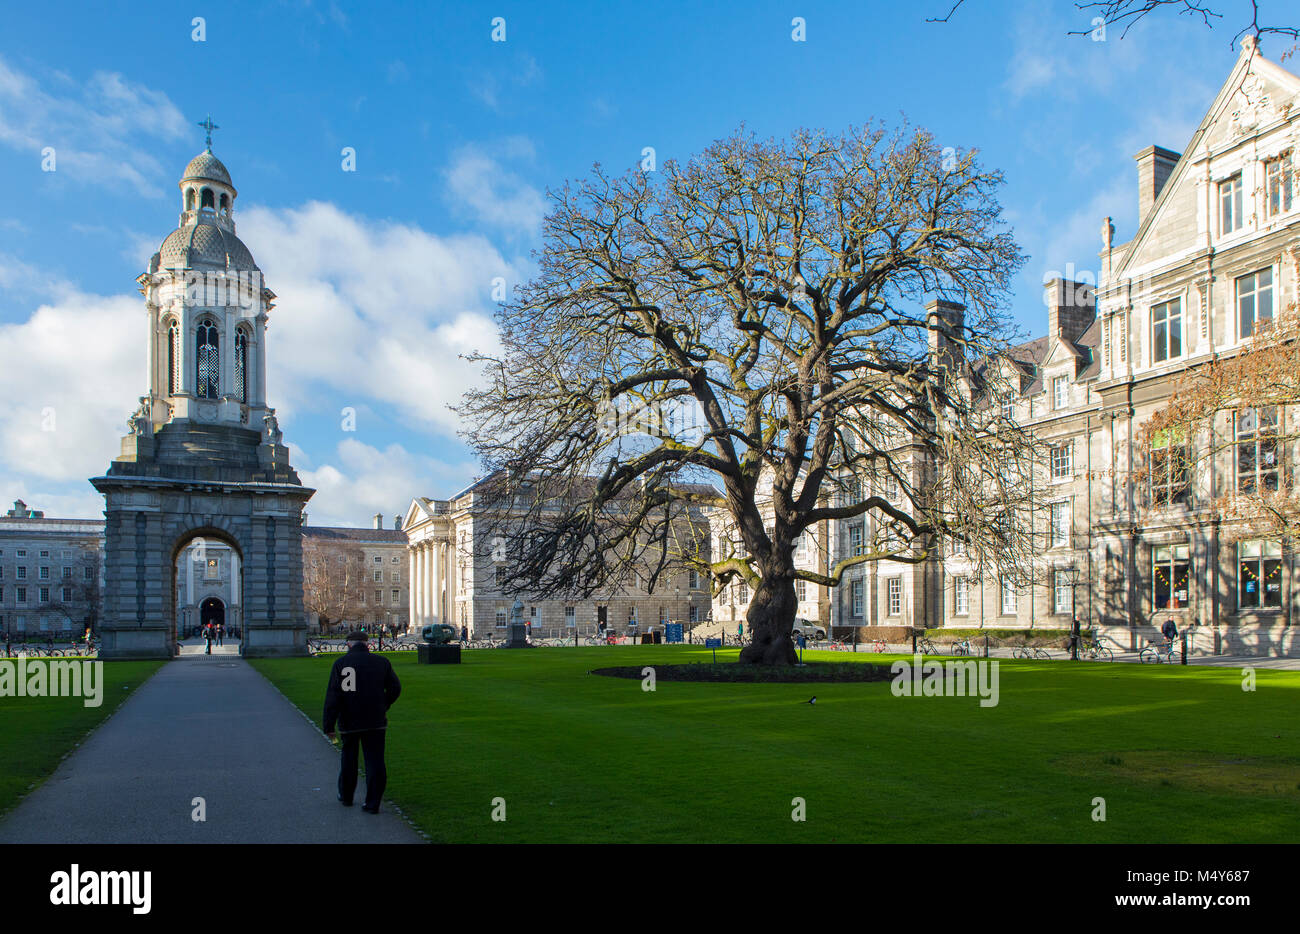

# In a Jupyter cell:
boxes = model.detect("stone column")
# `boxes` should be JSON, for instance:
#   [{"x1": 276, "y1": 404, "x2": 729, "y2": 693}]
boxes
[
  {"x1": 414, "y1": 545, "x2": 424, "y2": 627},
  {"x1": 408, "y1": 547, "x2": 417, "y2": 632},
  {"x1": 431, "y1": 542, "x2": 442, "y2": 623},
  {"x1": 254, "y1": 315, "x2": 268, "y2": 407}
]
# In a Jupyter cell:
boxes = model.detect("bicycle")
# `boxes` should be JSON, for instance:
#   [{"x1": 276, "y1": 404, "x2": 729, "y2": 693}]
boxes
[
  {"x1": 872, "y1": 639, "x2": 888, "y2": 653},
  {"x1": 916, "y1": 637, "x2": 940, "y2": 654},
  {"x1": 1012, "y1": 645, "x2": 1052, "y2": 660},
  {"x1": 950, "y1": 639, "x2": 973, "y2": 656},
  {"x1": 1078, "y1": 637, "x2": 1113, "y2": 662},
  {"x1": 1139, "y1": 639, "x2": 1181, "y2": 664}
]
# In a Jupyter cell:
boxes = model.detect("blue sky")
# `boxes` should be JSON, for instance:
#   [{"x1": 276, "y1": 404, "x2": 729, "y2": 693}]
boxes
[{"x1": 0, "y1": 0, "x2": 1289, "y2": 524}]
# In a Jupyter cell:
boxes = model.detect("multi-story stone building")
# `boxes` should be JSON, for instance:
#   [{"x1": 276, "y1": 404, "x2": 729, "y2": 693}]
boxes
[
  {"x1": 0, "y1": 501, "x2": 103, "y2": 638},
  {"x1": 404, "y1": 478, "x2": 712, "y2": 639},
  {"x1": 823, "y1": 39, "x2": 1299, "y2": 656},
  {"x1": 302, "y1": 515, "x2": 409, "y2": 633}
]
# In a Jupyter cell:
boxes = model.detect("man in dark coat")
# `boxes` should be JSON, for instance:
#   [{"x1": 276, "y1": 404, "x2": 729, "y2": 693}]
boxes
[{"x1": 323, "y1": 630, "x2": 402, "y2": 813}]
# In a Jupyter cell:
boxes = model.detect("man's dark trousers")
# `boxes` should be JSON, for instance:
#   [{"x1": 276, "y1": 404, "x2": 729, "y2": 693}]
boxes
[{"x1": 338, "y1": 729, "x2": 387, "y2": 809}]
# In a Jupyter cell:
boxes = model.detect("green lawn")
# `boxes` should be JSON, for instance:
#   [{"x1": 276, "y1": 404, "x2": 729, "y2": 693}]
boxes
[
  {"x1": 0, "y1": 660, "x2": 164, "y2": 817},
  {"x1": 250, "y1": 647, "x2": 1300, "y2": 843}
]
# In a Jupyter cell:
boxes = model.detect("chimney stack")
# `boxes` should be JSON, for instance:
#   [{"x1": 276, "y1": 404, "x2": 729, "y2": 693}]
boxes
[
  {"x1": 925, "y1": 299, "x2": 966, "y2": 376},
  {"x1": 373, "y1": 513, "x2": 383, "y2": 530},
  {"x1": 1043, "y1": 278, "x2": 1096, "y2": 345},
  {"x1": 1134, "y1": 146, "x2": 1180, "y2": 224}
]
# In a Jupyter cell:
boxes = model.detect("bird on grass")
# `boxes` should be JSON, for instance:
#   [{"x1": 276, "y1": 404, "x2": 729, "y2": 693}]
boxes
[{"x1": 806, "y1": 696, "x2": 816, "y2": 705}]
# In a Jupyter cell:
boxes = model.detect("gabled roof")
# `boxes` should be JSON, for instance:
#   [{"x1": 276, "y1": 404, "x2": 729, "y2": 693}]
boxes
[{"x1": 1113, "y1": 39, "x2": 1300, "y2": 281}]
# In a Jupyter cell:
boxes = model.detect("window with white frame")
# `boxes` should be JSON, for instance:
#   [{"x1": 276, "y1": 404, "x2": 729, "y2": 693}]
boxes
[
  {"x1": 850, "y1": 579, "x2": 864, "y2": 617},
  {"x1": 1152, "y1": 544, "x2": 1190, "y2": 610},
  {"x1": 495, "y1": 606, "x2": 506, "y2": 627},
  {"x1": 887, "y1": 577, "x2": 902, "y2": 616},
  {"x1": 565, "y1": 605, "x2": 575, "y2": 627},
  {"x1": 737, "y1": 581, "x2": 748, "y2": 604},
  {"x1": 688, "y1": 569, "x2": 700, "y2": 590},
  {"x1": 849, "y1": 524, "x2": 865, "y2": 557},
  {"x1": 1238, "y1": 539, "x2": 1282, "y2": 608},
  {"x1": 1000, "y1": 577, "x2": 1017, "y2": 615},
  {"x1": 1053, "y1": 376, "x2": 1068, "y2": 410},
  {"x1": 1220, "y1": 173, "x2": 1243, "y2": 234},
  {"x1": 795, "y1": 579, "x2": 807, "y2": 601},
  {"x1": 1151, "y1": 297, "x2": 1182, "y2": 363},
  {"x1": 1150, "y1": 427, "x2": 1191, "y2": 507},
  {"x1": 373, "y1": 570, "x2": 383, "y2": 582},
  {"x1": 1237, "y1": 268, "x2": 1273, "y2": 339},
  {"x1": 1050, "y1": 442, "x2": 1072, "y2": 480},
  {"x1": 1266, "y1": 154, "x2": 1293, "y2": 218},
  {"x1": 954, "y1": 577, "x2": 969, "y2": 615},
  {"x1": 1053, "y1": 570, "x2": 1073, "y2": 615},
  {"x1": 950, "y1": 536, "x2": 967, "y2": 557},
  {"x1": 1050, "y1": 501, "x2": 1070, "y2": 547},
  {"x1": 1236, "y1": 406, "x2": 1279, "y2": 493}
]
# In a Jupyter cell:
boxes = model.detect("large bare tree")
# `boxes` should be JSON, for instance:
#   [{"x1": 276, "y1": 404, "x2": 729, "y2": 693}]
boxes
[
  {"x1": 459, "y1": 125, "x2": 1040, "y2": 664},
  {"x1": 301, "y1": 539, "x2": 368, "y2": 633}
]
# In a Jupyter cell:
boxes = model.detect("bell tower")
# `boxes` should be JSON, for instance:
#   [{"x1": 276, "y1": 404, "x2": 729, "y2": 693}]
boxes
[{"x1": 91, "y1": 121, "x2": 314, "y2": 660}]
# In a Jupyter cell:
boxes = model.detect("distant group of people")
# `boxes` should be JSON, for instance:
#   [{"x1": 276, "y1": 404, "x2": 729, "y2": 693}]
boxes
[{"x1": 201, "y1": 622, "x2": 230, "y2": 653}]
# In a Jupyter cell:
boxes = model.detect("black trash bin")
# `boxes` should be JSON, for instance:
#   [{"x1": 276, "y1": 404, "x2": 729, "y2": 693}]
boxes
[{"x1": 653, "y1": 630, "x2": 662, "y2": 645}]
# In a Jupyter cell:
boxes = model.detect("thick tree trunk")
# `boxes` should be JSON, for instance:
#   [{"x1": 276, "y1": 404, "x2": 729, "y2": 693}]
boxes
[{"x1": 738, "y1": 571, "x2": 798, "y2": 665}]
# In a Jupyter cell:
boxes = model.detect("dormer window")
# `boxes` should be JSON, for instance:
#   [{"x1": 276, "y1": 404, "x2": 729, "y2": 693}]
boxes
[
  {"x1": 1053, "y1": 376, "x2": 1068, "y2": 410},
  {"x1": 1219, "y1": 174, "x2": 1243, "y2": 235},
  {"x1": 1266, "y1": 154, "x2": 1293, "y2": 218},
  {"x1": 1152, "y1": 298, "x2": 1182, "y2": 363}
]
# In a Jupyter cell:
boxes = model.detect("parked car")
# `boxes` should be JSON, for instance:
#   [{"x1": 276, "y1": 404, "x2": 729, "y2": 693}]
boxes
[{"x1": 791, "y1": 619, "x2": 827, "y2": 641}]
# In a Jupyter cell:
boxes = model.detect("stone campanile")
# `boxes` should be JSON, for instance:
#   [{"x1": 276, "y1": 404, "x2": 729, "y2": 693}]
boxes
[{"x1": 91, "y1": 124, "x2": 313, "y2": 659}]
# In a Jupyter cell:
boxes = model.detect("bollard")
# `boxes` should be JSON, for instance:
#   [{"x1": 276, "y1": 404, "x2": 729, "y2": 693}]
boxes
[
  {"x1": 984, "y1": 634, "x2": 989, "y2": 658},
  {"x1": 1181, "y1": 631, "x2": 1188, "y2": 665}
]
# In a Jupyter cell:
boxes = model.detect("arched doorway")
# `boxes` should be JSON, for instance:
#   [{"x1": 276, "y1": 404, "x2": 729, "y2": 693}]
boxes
[
  {"x1": 200, "y1": 596, "x2": 225, "y2": 630},
  {"x1": 171, "y1": 530, "x2": 243, "y2": 654}
]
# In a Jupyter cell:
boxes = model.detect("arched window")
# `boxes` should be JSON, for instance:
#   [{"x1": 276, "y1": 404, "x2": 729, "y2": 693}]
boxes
[
  {"x1": 219, "y1": 193, "x2": 229, "y2": 214},
  {"x1": 234, "y1": 329, "x2": 248, "y2": 403},
  {"x1": 201, "y1": 188, "x2": 214, "y2": 210},
  {"x1": 167, "y1": 321, "x2": 180, "y2": 394},
  {"x1": 196, "y1": 321, "x2": 219, "y2": 399},
  {"x1": 185, "y1": 188, "x2": 196, "y2": 211}
]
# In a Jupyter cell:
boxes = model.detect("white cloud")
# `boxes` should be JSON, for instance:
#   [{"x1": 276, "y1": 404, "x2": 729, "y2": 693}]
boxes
[
  {"x1": 443, "y1": 142, "x2": 547, "y2": 236},
  {"x1": 0, "y1": 55, "x2": 187, "y2": 196},
  {"x1": 237, "y1": 200, "x2": 511, "y2": 434},
  {"x1": 298, "y1": 439, "x2": 477, "y2": 528},
  {"x1": 0, "y1": 288, "x2": 141, "y2": 492},
  {"x1": 0, "y1": 199, "x2": 511, "y2": 520}
]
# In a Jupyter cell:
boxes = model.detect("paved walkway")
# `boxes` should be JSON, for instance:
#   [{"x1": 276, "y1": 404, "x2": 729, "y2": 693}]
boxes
[{"x1": 0, "y1": 656, "x2": 425, "y2": 843}]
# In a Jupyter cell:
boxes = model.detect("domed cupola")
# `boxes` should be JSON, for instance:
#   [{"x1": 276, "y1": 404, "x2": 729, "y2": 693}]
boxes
[{"x1": 147, "y1": 116, "x2": 258, "y2": 274}]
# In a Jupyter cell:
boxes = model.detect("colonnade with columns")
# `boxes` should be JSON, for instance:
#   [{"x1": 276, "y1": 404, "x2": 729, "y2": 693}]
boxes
[{"x1": 408, "y1": 536, "x2": 455, "y2": 632}]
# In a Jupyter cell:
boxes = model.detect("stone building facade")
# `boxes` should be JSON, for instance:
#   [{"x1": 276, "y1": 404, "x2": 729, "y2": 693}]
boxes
[
  {"x1": 403, "y1": 479, "x2": 712, "y2": 639},
  {"x1": 819, "y1": 41, "x2": 1299, "y2": 655},
  {"x1": 302, "y1": 517, "x2": 409, "y2": 633},
  {"x1": 0, "y1": 501, "x2": 103, "y2": 638}
]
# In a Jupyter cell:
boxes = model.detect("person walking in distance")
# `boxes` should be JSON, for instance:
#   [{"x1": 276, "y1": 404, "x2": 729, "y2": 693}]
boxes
[
  {"x1": 204, "y1": 622, "x2": 213, "y2": 655},
  {"x1": 323, "y1": 630, "x2": 402, "y2": 813}
]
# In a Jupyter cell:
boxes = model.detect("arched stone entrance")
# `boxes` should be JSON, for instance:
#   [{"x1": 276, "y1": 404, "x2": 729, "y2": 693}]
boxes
[
  {"x1": 200, "y1": 597, "x2": 225, "y2": 629},
  {"x1": 89, "y1": 142, "x2": 314, "y2": 660}
]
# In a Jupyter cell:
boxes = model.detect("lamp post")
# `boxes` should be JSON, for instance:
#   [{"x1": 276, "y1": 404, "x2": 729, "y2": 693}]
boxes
[{"x1": 1065, "y1": 566, "x2": 1081, "y2": 660}]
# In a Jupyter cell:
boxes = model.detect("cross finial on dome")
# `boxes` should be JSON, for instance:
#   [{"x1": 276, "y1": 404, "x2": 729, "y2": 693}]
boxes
[{"x1": 198, "y1": 114, "x2": 220, "y2": 152}]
